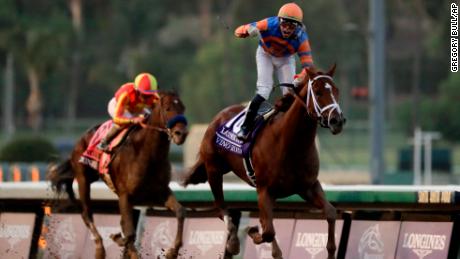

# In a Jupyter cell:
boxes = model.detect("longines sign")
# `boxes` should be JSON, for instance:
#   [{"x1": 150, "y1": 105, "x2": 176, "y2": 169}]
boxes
[
  {"x1": 0, "y1": 213, "x2": 35, "y2": 258},
  {"x1": 395, "y1": 221, "x2": 452, "y2": 259}
]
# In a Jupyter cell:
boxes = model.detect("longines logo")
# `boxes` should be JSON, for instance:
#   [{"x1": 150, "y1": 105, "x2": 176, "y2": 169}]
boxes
[
  {"x1": 294, "y1": 232, "x2": 328, "y2": 258},
  {"x1": 188, "y1": 230, "x2": 225, "y2": 255},
  {"x1": 0, "y1": 224, "x2": 30, "y2": 248},
  {"x1": 358, "y1": 224, "x2": 384, "y2": 259},
  {"x1": 402, "y1": 233, "x2": 446, "y2": 259}
]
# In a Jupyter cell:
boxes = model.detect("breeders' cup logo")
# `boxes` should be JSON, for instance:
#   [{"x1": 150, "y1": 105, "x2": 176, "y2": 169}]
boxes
[
  {"x1": 358, "y1": 224, "x2": 384, "y2": 259},
  {"x1": 402, "y1": 233, "x2": 446, "y2": 259},
  {"x1": 188, "y1": 230, "x2": 225, "y2": 255},
  {"x1": 0, "y1": 224, "x2": 31, "y2": 249},
  {"x1": 150, "y1": 221, "x2": 174, "y2": 258},
  {"x1": 294, "y1": 232, "x2": 329, "y2": 258},
  {"x1": 52, "y1": 217, "x2": 77, "y2": 259}
]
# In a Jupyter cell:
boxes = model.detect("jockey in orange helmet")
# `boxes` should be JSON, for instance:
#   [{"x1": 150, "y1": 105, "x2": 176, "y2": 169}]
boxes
[
  {"x1": 97, "y1": 72, "x2": 160, "y2": 151},
  {"x1": 234, "y1": 3, "x2": 314, "y2": 140}
]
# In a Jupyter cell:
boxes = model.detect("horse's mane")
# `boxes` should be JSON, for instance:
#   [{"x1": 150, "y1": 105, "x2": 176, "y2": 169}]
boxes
[
  {"x1": 274, "y1": 94, "x2": 295, "y2": 112},
  {"x1": 158, "y1": 89, "x2": 179, "y2": 96}
]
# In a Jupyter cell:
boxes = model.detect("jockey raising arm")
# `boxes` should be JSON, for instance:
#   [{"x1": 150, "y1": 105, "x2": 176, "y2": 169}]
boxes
[
  {"x1": 234, "y1": 3, "x2": 314, "y2": 140},
  {"x1": 97, "y1": 73, "x2": 160, "y2": 152}
]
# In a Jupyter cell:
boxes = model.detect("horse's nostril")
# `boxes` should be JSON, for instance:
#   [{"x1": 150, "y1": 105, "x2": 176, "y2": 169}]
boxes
[
  {"x1": 330, "y1": 118, "x2": 338, "y2": 126},
  {"x1": 173, "y1": 131, "x2": 182, "y2": 136}
]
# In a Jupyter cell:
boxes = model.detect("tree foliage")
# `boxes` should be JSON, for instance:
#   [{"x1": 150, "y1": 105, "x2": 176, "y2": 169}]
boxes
[{"x1": 0, "y1": 0, "x2": 456, "y2": 141}]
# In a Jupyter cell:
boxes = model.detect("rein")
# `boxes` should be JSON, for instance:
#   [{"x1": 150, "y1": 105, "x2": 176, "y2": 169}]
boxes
[{"x1": 139, "y1": 98, "x2": 172, "y2": 138}]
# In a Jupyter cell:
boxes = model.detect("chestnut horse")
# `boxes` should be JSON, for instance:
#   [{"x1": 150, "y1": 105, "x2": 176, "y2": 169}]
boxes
[
  {"x1": 183, "y1": 65, "x2": 345, "y2": 259},
  {"x1": 48, "y1": 90, "x2": 188, "y2": 259}
]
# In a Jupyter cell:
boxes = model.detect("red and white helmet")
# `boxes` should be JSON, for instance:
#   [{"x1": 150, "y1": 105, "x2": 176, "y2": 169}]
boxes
[{"x1": 134, "y1": 73, "x2": 158, "y2": 95}]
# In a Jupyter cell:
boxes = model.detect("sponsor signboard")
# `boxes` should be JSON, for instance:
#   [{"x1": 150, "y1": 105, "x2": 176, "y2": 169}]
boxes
[
  {"x1": 395, "y1": 221, "x2": 453, "y2": 259},
  {"x1": 182, "y1": 217, "x2": 227, "y2": 258},
  {"x1": 139, "y1": 216, "x2": 183, "y2": 258},
  {"x1": 288, "y1": 219, "x2": 343, "y2": 259},
  {"x1": 81, "y1": 214, "x2": 123, "y2": 258},
  {"x1": 0, "y1": 213, "x2": 35, "y2": 258},
  {"x1": 345, "y1": 220, "x2": 400, "y2": 259},
  {"x1": 39, "y1": 213, "x2": 89, "y2": 259},
  {"x1": 243, "y1": 218, "x2": 295, "y2": 259}
]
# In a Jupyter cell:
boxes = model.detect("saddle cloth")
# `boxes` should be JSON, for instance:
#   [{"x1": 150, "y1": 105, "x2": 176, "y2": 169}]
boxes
[
  {"x1": 79, "y1": 120, "x2": 129, "y2": 174},
  {"x1": 215, "y1": 102, "x2": 275, "y2": 186}
]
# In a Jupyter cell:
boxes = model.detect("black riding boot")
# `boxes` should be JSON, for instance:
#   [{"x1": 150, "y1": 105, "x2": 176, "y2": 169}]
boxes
[
  {"x1": 97, "y1": 124, "x2": 122, "y2": 152},
  {"x1": 237, "y1": 94, "x2": 266, "y2": 140}
]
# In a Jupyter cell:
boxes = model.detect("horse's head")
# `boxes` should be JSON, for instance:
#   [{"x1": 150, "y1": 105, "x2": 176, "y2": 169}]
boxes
[
  {"x1": 153, "y1": 90, "x2": 188, "y2": 145},
  {"x1": 297, "y1": 64, "x2": 346, "y2": 134}
]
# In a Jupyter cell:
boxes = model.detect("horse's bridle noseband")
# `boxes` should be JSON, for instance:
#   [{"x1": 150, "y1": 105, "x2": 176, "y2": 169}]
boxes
[{"x1": 306, "y1": 75, "x2": 342, "y2": 128}]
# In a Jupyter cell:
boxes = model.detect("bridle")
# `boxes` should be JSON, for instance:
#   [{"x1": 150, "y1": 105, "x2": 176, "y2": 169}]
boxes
[
  {"x1": 306, "y1": 75, "x2": 342, "y2": 128},
  {"x1": 139, "y1": 95, "x2": 187, "y2": 139},
  {"x1": 279, "y1": 74, "x2": 342, "y2": 128}
]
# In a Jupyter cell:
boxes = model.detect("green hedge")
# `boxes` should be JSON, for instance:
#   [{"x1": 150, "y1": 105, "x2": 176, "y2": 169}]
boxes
[{"x1": 0, "y1": 136, "x2": 59, "y2": 162}]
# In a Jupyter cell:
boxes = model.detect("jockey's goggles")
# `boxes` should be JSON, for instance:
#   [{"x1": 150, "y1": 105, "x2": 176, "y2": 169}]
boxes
[{"x1": 279, "y1": 18, "x2": 300, "y2": 29}]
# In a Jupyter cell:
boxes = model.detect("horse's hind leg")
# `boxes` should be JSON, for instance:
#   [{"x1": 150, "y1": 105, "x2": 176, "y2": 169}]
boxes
[
  {"x1": 77, "y1": 173, "x2": 106, "y2": 259},
  {"x1": 301, "y1": 180, "x2": 337, "y2": 259},
  {"x1": 163, "y1": 191, "x2": 185, "y2": 259},
  {"x1": 113, "y1": 194, "x2": 138, "y2": 259}
]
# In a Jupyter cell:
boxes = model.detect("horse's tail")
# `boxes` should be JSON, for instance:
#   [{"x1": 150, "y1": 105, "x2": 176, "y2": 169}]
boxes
[
  {"x1": 47, "y1": 160, "x2": 77, "y2": 203},
  {"x1": 181, "y1": 158, "x2": 208, "y2": 186}
]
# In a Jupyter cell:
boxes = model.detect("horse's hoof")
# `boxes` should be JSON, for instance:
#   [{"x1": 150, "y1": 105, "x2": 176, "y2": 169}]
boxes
[
  {"x1": 245, "y1": 226, "x2": 263, "y2": 244},
  {"x1": 245, "y1": 225, "x2": 259, "y2": 236},
  {"x1": 110, "y1": 232, "x2": 125, "y2": 246},
  {"x1": 165, "y1": 248, "x2": 179, "y2": 259},
  {"x1": 226, "y1": 235, "x2": 240, "y2": 255}
]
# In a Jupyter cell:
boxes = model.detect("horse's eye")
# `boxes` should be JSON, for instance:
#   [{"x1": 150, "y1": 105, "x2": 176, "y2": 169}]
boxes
[{"x1": 315, "y1": 90, "x2": 322, "y2": 97}]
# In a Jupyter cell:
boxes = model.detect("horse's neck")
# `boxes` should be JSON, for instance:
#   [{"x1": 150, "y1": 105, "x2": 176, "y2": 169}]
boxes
[
  {"x1": 137, "y1": 109, "x2": 170, "y2": 158},
  {"x1": 280, "y1": 87, "x2": 317, "y2": 146}
]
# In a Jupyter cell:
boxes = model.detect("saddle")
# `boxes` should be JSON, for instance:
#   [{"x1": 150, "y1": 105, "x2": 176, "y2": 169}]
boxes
[
  {"x1": 79, "y1": 120, "x2": 132, "y2": 175},
  {"x1": 215, "y1": 101, "x2": 276, "y2": 186}
]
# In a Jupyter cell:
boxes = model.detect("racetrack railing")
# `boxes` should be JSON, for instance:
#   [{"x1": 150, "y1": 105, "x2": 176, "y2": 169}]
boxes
[{"x1": 1, "y1": 182, "x2": 459, "y2": 258}]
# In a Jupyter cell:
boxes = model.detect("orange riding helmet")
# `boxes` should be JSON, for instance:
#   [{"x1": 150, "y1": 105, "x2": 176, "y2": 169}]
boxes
[{"x1": 278, "y1": 2, "x2": 303, "y2": 24}]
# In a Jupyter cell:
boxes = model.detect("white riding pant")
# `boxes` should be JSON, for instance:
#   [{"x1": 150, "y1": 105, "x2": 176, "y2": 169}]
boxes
[
  {"x1": 255, "y1": 46, "x2": 296, "y2": 100},
  {"x1": 107, "y1": 98, "x2": 135, "y2": 120},
  {"x1": 108, "y1": 98, "x2": 150, "y2": 121}
]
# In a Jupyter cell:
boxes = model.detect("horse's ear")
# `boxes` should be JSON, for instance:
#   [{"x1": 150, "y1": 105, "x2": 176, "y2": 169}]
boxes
[
  {"x1": 306, "y1": 66, "x2": 316, "y2": 79},
  {"x1": 327, "y1": 63, "x2": 337, "y2": 77}
]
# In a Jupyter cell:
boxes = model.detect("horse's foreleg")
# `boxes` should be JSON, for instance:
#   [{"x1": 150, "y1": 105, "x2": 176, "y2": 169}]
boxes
[
  {"x1": 306, "y1": 180, "x2": 337, "y2": 259},
  {"x1": 224, "y1": 210, "x2": 241, "y2": 257},
  {"x1": 164, "y1": 191, "x2": 185, "y2": 259},
  {"x1": 207, "y1": 165, "x2": 240, "y2": 256},
  {"x1": 77, "y1": 177, "x2": 105, "y2": 259},
  {"x1": 248, "y1": 188, "x2": 276, "y2": 245},
  {"x1": 114, "y1": 194, "x2": 138, "y2": 259}
]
